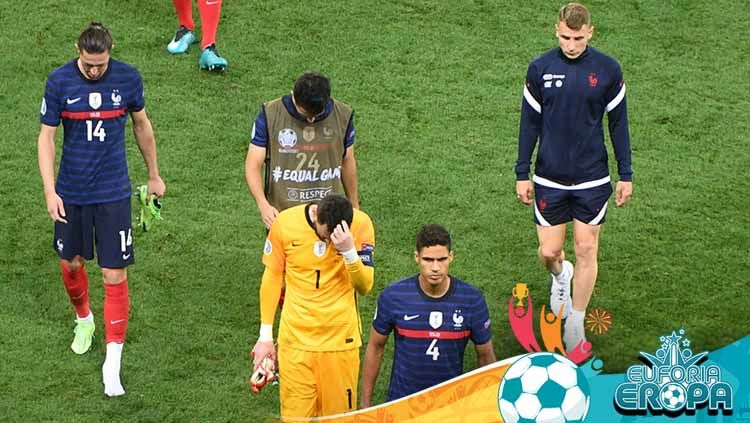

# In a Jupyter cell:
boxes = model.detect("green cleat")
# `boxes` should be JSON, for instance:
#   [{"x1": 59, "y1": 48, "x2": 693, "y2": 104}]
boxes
[
  {"x1": 71, "y1": 320, "x2": 95, "y2": 355},
  {"x1": 137, "y1": 185, "x2": 163, "y2": 232},
  {"x1": 199, "y1": 44, "x2": 228, "y2": 72}
]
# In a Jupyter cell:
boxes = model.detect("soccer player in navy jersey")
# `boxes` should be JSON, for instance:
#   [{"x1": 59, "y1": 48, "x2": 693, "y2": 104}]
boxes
[
  {"x1": 37, "y1": 22, "x2": 166, "y2": 397},
  {"x1": 360, "y1": 225, "x2": 495, "y2": 407},
  {"x1": 515, "y1": 3, "x2": 633, "y2": 353}
]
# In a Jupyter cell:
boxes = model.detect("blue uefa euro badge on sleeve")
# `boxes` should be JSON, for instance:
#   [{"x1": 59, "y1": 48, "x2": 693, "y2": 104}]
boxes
[
  {"x1": 614, "y1": 328, "x2": 734, "y2": 416},
  {"x1": 358, "y1": 243, "x2": 374, "y2": 267}
]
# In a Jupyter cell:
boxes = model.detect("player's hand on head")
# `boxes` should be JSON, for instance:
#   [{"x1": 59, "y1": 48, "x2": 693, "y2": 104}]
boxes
[
  {"x1": 615, "y1": 181, "x2": 633, "y2": 207},
  {"x1": 147, "y1": 176, "x2": 166, "y2": 198},
  {"x1": 45, "y1": 192, "x2": 68, "y2": 223},
  {"x1": 516, "y1": 180, "x2": 534, "y2": 205},
  {"x1": 330, "y1": 220, "x2": 355, "y2": 252},
  {"x1": 260, "y1": 203, "x2": 279, "y2": 229}
]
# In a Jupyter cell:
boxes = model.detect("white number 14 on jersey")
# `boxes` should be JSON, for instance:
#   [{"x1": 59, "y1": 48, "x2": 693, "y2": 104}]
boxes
[{"x1": 86, "y1": 120, "x2": 106, "y2": 142}]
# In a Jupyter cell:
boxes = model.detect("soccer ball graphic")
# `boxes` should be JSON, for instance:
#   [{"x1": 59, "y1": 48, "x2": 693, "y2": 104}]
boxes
[
  {"x1": 498, "y1": 352, "x2": 590, "y2": 423},
  {"x1": 278, "y1": 128, "x2": 298, "y2": 149},
  {"x1": 660, "y1": 383, "x2": 687, "y2": 411}
]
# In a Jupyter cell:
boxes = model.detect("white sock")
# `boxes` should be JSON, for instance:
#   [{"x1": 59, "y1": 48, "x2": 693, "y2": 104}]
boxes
[
  {"x1": 105, "y1": 342, "x2": 123, "y2": 363},
  {"x1": 77, "y1": 312, "x2": 94, "y2": 323},
  {"x1": 103, "y1": 342, "x2": 125, "y2": 397},
  {"x1": 568, "y1": 309, "x2": 586, "y2": 323}
]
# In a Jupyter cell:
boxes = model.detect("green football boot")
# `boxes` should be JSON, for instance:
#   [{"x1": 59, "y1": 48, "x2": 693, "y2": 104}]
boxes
[
  {"x1": 137, "y1": 185, "x2": 163, "y2": 232},
  {"x1": 167, "y1": 26, "x2": 197, "y2": 54},
  {"x1": 199, "y1": 44, "x2": 228, "y2": 72},
  {"x1": 71, "y1": 320, "x2": 95, "y2": 355}
]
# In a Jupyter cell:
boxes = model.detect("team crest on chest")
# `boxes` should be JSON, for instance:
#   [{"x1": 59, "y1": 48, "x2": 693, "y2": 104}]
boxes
[
  {"x1": 303, "y1": 126, "x2": 315, "y2": 142},
  {"x1": 453, "y1": 310, "x2": 464, "y2": 327},
  {"x1": 588, "y1": 72, "x2": 599, "y2": 88},
  {"x1": 429, "y1": 311, "x2": 443, "y2": 329},
  {"x1": 111, "y1": 89, "x2": 122, "y2": 107},
  {"x1": 313, "y1": 240, "x2": 327, "y2": 257},
  {"x1": 89, "y1": 92, "x2": 102, "y2": 110}
]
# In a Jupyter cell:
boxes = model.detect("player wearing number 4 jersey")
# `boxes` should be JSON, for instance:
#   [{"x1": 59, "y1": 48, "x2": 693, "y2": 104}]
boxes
[
  {"x1": 360, "y1": 224, "x2": 495, "y2": 407},
  {"x1": 37, "y1": 22, "x2": 165, "y2": 397},
  {"x1": 250, "y1": 194, "x2": 375, "y2": 418}
]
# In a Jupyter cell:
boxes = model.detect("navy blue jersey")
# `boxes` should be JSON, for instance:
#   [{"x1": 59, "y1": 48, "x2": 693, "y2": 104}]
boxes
[
  {"x1": 250, "y1": 95, "x2": 355, "y2": 149},
  {"x1": 41, "y1": 58, "x2": 144, "y2": 205},
  {"x1": 372, "y1": 275, "x2": 492, "y2": 402},
  {"x1": 516, "y1": 47, "x2": 632, "y2": 186}
]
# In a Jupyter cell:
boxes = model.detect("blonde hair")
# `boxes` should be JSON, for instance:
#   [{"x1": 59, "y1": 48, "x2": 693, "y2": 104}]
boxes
[{"x1": 558, "y1": 3, "x2": 591, "y2": 30}]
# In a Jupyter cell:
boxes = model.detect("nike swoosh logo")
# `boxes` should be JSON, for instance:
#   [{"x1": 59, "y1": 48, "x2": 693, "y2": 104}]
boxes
[
  {"x1": 404, "y1": 314, "x2": 419, "y2": 321},
  {"x1": 292, "y1": 242, "x2": 302, "y2": 247},
  {"x1": 110, "y1": 319, "x2": 125, "y2": 325},
  {"x1": 66, "y1": 97, "x2": 81, "y2": 104},
  {"x1": 122, "y1": 253, "x2": 131, "y2": 260}
]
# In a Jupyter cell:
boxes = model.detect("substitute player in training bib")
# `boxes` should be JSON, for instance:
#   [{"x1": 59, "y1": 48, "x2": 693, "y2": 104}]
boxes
[
  {"x1": 250, "y1": 194, "x2": 375, "y2": 419},
  {"x1": 360, "y1": 224, "x2": 495, "y2": 407},
  {"x1": 245, "y1": 72, "x2": 359, "y2": 230},
  {"x1": 515, "y1": 3, "x2": 633, "y2": 352},
  {"x1": 37, "y1": 22, "x2": 166, "y2": 397}
]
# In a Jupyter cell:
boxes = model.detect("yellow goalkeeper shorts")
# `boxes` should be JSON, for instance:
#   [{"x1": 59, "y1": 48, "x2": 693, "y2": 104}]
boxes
[{"x1": 278, "y1": 344, "x2": 360, "y2": 419}]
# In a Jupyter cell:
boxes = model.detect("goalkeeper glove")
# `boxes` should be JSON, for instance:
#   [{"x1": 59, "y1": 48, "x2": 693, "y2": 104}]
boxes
[
  {"x1": 249, "y1": 356, "x2": 275, "y2": 394},
  {"x1": 136, "y1": 185, "x2": 163, "y2": 232}
]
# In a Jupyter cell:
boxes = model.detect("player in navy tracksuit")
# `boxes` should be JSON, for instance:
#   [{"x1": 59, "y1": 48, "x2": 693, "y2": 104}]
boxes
[
  {"x1": 37, "y1": 22, "x2": 166, "y2": 397},
  {"x1": 360, "y1": 225, "x2": 495, "y2": 407},
  {"x1": 515, "y1": 3, "x2": 633, "y2": 352}
]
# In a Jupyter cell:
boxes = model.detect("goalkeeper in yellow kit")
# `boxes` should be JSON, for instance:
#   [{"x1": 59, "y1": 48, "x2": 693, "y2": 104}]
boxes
[{"x1": 250, "y1": 194, "x2": 375, "y2": 418}]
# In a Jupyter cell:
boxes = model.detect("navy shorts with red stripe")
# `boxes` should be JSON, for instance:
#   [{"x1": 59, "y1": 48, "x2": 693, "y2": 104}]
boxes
[
  {"x1": 53, "y1": 197, "x2": 134, "y2": 268},
  {"x1": 533, "y1": 182, "x2": 612, "y2": 226}
]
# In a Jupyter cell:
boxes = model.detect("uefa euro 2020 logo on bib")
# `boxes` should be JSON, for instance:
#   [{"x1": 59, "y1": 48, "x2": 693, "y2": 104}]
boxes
[{"x1": 614, "y1": 328, "x2": 733, "y2": 415}]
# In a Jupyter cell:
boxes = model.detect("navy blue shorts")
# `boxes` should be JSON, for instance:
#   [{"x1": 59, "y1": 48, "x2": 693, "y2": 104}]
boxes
[
  {"x1": 53, "y1": 198, "x2": 134, "y2": 268},
  {"x1": 533, "y1": 182, "x2": 612, "y2": 226}
]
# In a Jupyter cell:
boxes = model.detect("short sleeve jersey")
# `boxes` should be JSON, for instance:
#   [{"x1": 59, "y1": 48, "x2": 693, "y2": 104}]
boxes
[
  {"x1": 372, "y1": 275, "x2": 492, "y2": 401},
  {"x1": 263, "y1": 204, "x2": 375, "y2": 351},
  {"x1": 40, "y1": 58, "x2": 145, "y2": 205}
]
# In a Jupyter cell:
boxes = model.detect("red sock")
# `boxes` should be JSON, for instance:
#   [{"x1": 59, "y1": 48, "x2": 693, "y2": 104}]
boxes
[
  {"x1": 198, "y1": 0, "x2": 222, "y2": 48},
  {"x1": 173, "y1": 0, "x2": 195, "y2": 30},
  {"x1": 61, "y1": 261, "x2": 90, "y2": 319},
  {"x1": 104, "y1": 280, "x2": 130, "y2": 344}
]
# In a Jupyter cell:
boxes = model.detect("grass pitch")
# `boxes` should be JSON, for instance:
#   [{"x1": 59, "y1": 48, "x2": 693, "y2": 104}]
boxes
[{"x1": 0, "y1": 0, "x2": 748, "y2": 420}]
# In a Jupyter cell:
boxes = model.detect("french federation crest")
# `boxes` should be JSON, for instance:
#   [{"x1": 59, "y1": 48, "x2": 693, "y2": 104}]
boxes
[
  {"x1": 89, "y1": 92, "x2": 102, "y2": 110},
  {"x1": 429, "y1": 311, "x2": 443, "y2": 329},
  {"x1": 111, "y1": 90, "x2": 122, "y2": 106}
]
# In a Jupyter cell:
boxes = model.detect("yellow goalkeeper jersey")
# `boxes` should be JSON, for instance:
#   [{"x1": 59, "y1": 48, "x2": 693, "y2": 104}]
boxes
[{"x1": 263, "y1": 204, "x2": 375, "y2": 351}]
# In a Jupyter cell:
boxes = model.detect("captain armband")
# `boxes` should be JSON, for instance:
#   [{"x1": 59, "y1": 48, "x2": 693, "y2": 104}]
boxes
[{"x1": 358, "y1": 243, "x2": 374, "y2": 267}]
